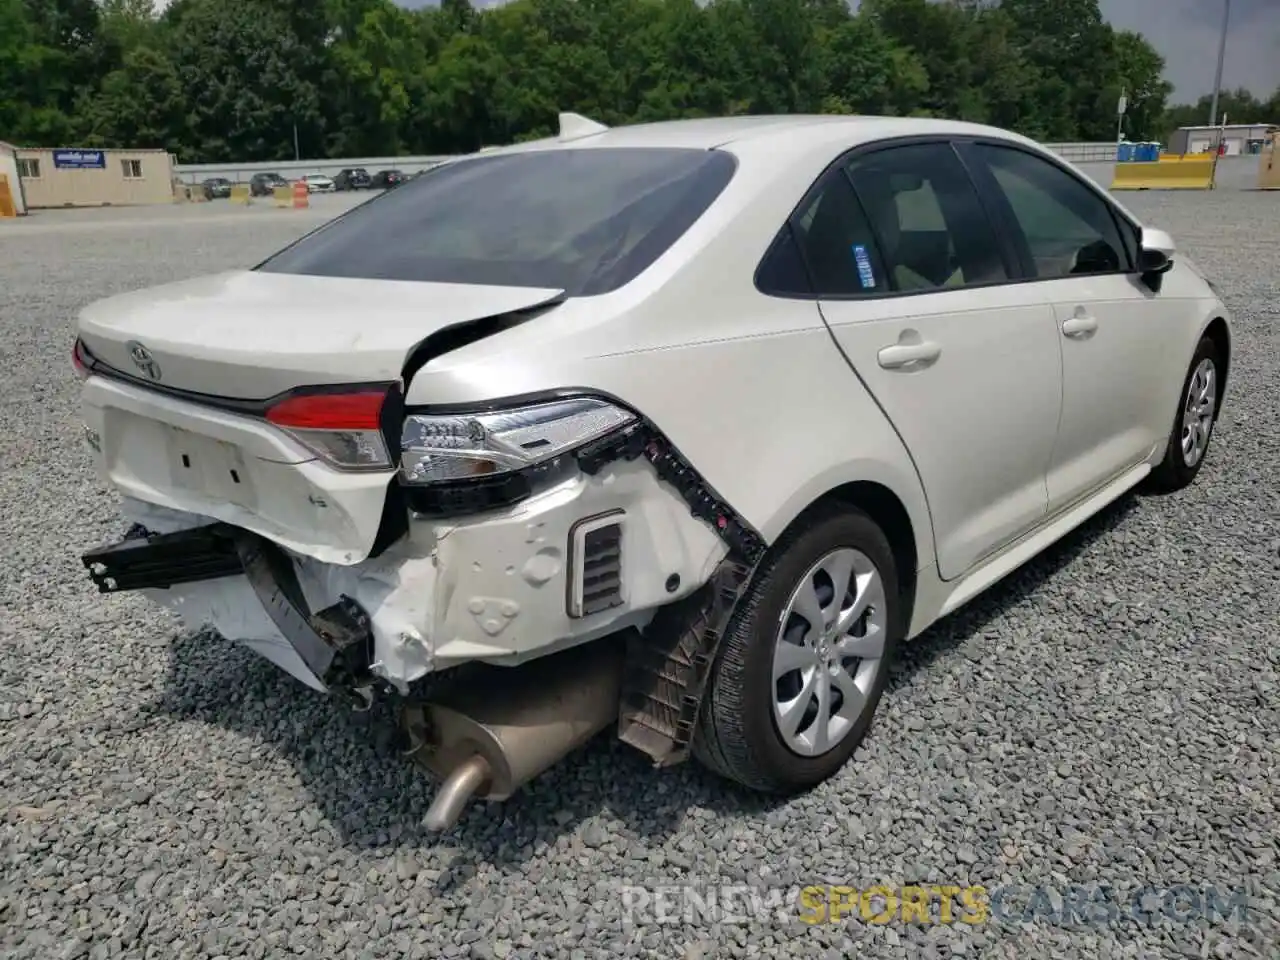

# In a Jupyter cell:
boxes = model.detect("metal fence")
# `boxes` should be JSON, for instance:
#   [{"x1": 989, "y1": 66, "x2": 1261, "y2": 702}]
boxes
[
  {"x1": 1042, "y1": 142, "x2": 1123, "y2": 163},
  {"x1": 173, "y1": 156, "x2": 454, "y2": 184},
  {"x1": 173, "y1": 141, "x2": 1122, "y2": 185}
]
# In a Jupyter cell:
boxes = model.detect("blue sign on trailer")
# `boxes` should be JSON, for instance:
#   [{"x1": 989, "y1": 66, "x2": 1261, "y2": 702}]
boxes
[{"x1": 52, "y1": 150, "x2": 106, "y2": 170}]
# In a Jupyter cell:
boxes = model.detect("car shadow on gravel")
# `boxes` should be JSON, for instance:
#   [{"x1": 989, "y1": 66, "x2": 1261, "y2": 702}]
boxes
[
  {"x1": 886, "y1": 491, "x2": 1142, "y2": 690},
  {"x1": 144, "y1": 492, "x2": 1141, "y2": 866}
]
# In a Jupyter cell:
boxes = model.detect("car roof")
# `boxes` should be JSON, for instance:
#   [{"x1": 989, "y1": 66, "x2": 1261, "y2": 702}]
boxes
[{"x1": 489, "y1": 114, "x2": 1042, "y2": 156}]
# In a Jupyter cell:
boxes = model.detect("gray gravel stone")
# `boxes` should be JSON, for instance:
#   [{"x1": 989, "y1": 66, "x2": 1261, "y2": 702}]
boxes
[{"x1": 0, "y1": 187, "x2": 1277, "y2": 960}]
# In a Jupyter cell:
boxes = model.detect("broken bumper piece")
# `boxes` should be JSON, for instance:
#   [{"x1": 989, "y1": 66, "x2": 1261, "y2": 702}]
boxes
[{"x1": 82, "y1": 524, "x2": 374, "y2": 695}]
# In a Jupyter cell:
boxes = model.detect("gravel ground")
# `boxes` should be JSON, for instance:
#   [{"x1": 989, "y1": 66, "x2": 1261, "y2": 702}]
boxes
[{"x1": 1, "y1": 184, "x2": 1277, "y2": 960}]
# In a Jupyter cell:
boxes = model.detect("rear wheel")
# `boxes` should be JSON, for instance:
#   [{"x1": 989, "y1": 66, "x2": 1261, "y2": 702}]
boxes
[
  {"x1": 1147, "y1": 336, "x2": 1220, "y2": 493},
  {"x1": 693, "y1": 505, "x2": 903, "y2": 793}
]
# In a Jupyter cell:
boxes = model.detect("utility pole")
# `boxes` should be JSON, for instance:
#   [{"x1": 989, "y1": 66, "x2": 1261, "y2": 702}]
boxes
[
  {"x1": 293, "y1": 124, "x2": 301, "y2": 162},
  {"x1": 1116, "y1": 88, "x2": 1127, "y2": 149},
  {"x1": 1208, "y1": 0, "x2": 1231, "y2": 135}
]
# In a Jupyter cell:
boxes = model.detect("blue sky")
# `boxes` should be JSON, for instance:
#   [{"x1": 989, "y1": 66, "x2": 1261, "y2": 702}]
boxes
[{"x1": 397, "y1": 0, "x2": 1280, "y2": 103}]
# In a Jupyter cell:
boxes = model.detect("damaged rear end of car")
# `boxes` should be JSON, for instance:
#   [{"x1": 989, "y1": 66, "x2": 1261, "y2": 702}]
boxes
[{"x1": 76, "y1": 135, "x2": 765, "y2": 829}]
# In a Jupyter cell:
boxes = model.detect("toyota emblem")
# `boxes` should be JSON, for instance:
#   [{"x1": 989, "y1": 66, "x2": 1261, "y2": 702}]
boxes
[{"x1": 126, "y1": 340, "x2": 162, "y2": 381}]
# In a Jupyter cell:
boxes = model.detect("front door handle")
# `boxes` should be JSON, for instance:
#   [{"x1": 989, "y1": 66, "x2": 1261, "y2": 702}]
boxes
[
  {"x1": 877, "y1": 341, "x2": 942, "y2": 370},
  {"x1": 1061, "y1": 314, "x2": 1098, "y2": 338}
]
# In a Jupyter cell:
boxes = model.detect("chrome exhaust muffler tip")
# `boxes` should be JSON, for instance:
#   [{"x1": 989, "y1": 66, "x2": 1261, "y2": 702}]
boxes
[
  {"x1": 403, "y1": 639, "x2": 625, "y2": 830},
  {"x1": 423, "y1": 754, "x2": 492, "y2": 832}
]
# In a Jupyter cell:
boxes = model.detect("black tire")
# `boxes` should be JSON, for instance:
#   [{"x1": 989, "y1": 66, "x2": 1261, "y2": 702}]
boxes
[
  {"x1": 1146, "y1": 335, "x2": 1221, "y2": 493},
  {"x1": 692, "y1": 504, "x2": 904, "y2": 793}
]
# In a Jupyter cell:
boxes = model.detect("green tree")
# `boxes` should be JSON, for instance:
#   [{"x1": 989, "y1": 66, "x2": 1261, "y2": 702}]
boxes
[
  {"x1": 166, "y1": 0, "x2": 327, "y2": 161},
  {"x1": 4, "y1": 0, "x2": 1258, "y2": 162},
  {"x1": 98, "y1": 0, "x2": 159, "y2": 53},
  {"x1": 1109, "y1": 29, "x2": 1172, "y2": 142},
  {"x1": 77, "y1": 45, "x2": 185, "y2": 149}
]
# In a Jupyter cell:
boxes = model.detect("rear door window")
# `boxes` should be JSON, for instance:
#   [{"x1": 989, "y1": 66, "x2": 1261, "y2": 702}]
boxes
[
  {"x1": 257, "y1": 147, "x2": 737, "y2": 296},
  {"x1": 844, "y1": 142, "x2": 1010, "y2": 292}
]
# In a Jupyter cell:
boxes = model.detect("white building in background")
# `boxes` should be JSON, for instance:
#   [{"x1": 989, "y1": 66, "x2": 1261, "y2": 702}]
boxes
[
  {"x1": 14, "y1": 147, "x2": 175, "y2": 208},
  {"x1": 1168, "y1": 123, "x2": 1277, "y2": 156}
]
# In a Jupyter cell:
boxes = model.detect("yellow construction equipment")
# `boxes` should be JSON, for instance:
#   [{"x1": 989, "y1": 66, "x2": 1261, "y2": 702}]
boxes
[
  {"x1": 1111, "y1": 154, "x2": 1216, "y2": 190},
  {"x1": 1259, "y1": 128, "x2": 1280, "y2": 190},
  {"x1": 273, "y1": 184, "x2": 293, "y2": 208},
  {"x1": 229, "y1": 184, "x2": 252, "y2": 205}
]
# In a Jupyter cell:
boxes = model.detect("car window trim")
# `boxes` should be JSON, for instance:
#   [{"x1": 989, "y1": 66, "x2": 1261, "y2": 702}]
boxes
[
  {"x1": 954, "y1": 137, "x2": 1139, "y2": 279},
  {"x1": 755, "y1": 134, "x2": 1029, "y2": 302}
]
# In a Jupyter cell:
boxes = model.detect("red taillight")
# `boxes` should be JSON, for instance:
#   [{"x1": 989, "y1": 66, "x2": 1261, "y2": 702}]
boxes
[
  {"x1": 72, "y1": 338, "x2": 91, "y2": 380},
  {"x1": 264, "y1": 387, "x2": 392, "y2": 470},
  {"x1": 265, "y1": 389, "x2": 386, "y2": 430}
]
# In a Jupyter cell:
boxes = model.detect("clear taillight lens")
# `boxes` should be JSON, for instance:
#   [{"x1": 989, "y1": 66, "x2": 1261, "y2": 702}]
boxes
[{"x1": 400, "y1": 397, "x2": 635, "y2": 485}]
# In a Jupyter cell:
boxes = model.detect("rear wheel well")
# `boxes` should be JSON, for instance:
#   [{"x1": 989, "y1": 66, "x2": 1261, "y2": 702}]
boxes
[
  {"x1": 783, "y1": 481, "x2": 919, "y2": 631},
  {"x1": 1203, "y1": 317, "x2": 1230, "y2": 417}
]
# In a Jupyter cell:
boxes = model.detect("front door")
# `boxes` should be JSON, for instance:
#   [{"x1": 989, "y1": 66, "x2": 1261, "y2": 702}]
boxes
[
  {"x1": 792, "y1": 140, "x2": 1064, "y2": 581},
  {"x1": 961, "y1": 141, "x2": 1172, "y2": 514}
]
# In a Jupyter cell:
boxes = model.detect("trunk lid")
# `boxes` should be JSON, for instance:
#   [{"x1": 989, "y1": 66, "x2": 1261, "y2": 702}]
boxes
[
  {"x1": 77, "y1": 270, "x2": 564, "y2": 399},
  {"x1": 78, "y1": 270, "x2": 564, "y2": 564}
]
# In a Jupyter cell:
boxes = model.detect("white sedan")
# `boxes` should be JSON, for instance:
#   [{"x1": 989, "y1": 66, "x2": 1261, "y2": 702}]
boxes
[
  {"x1": 74, "y1": 113, "x2": 1230, "y2": 827},
  {"x1": 301, "y1": 174, "x2": 335, "y2": 193}
]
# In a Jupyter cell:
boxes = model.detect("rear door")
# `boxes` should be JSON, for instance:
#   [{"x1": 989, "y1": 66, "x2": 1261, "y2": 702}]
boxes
[
  {"x1": 959, "y1": 141, "x2": 1174, "y2": 514},
  {"x1": 799, "y1": 140, "x2": 1064, "y2": 581}
]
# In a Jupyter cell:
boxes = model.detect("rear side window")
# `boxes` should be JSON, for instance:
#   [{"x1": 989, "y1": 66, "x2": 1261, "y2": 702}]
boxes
[
  {"x1": 844, "y1": 143, "x2": 1009, "y2": 292},
  {"x1": 257, "y1": 148, "x2": 737, "y2": 296},
  {"x1": 787, "y1": 170, "x2": 890, "y2": 296},
  {"x1": 755, "y1": 225, "x2": 813, "y2": 296}
]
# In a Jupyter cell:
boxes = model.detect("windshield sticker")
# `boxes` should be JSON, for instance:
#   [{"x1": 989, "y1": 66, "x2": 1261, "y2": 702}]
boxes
[{"x1": 853, "y1": 244, "x2": 876, "y2": 289}]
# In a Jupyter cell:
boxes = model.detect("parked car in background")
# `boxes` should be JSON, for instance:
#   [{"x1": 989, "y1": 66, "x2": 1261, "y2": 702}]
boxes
[
  {"x1": 372, "y1": 169, "x2": 407, "y2": 189},
  {"x1": 74, "y1": 113, "x2": 1232, "y2": 832},
  {"x1": 302, "y1": 174, "x2": 336, "y2": 194},
  {"x1": 201, "y1": 177, "x2": 234, "y2": 200},
  {"x1": 334, "y1": 168, "x2": 372, "y2": 191},
  {"x1": 249, "y1": 172, "x2": 289, "y2": 197}
]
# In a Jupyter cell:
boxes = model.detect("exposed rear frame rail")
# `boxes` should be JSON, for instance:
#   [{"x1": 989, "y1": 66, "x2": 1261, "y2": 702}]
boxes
[{"x1": 575, "y1": 420, "x2": 767, "y2": 767}]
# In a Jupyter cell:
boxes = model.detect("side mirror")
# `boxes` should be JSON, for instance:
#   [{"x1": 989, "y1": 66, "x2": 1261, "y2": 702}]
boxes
[
  {"x1": 1138, "y1": 227, "x2": 1175, "y2": 273},
  {"x1": 1137, "y1": 227, "x2": 1175, "y2": 291}
]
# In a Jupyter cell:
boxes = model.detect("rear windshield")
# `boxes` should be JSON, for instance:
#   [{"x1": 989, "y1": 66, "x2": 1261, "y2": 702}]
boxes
[{"x1": 255, "y1": 147, "x2": 737, "y2": 296}]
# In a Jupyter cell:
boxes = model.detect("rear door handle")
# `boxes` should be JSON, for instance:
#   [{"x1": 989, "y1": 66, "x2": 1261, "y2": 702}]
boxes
[
  {"x1": 877, "y1": 341, "x2": 942, "y2": 370},
  {"x1": 1061, "y1": 314, "x2": 1098, "y2": 338}
]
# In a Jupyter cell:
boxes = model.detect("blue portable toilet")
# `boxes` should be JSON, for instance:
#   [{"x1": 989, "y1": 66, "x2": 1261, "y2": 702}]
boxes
[
  {"x1": 1117, "y1": 142, "x2": 1135, "y2": 162},
  {"x1": 1140, "y1": 142, "x2": 1160, "y2": 162}
]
